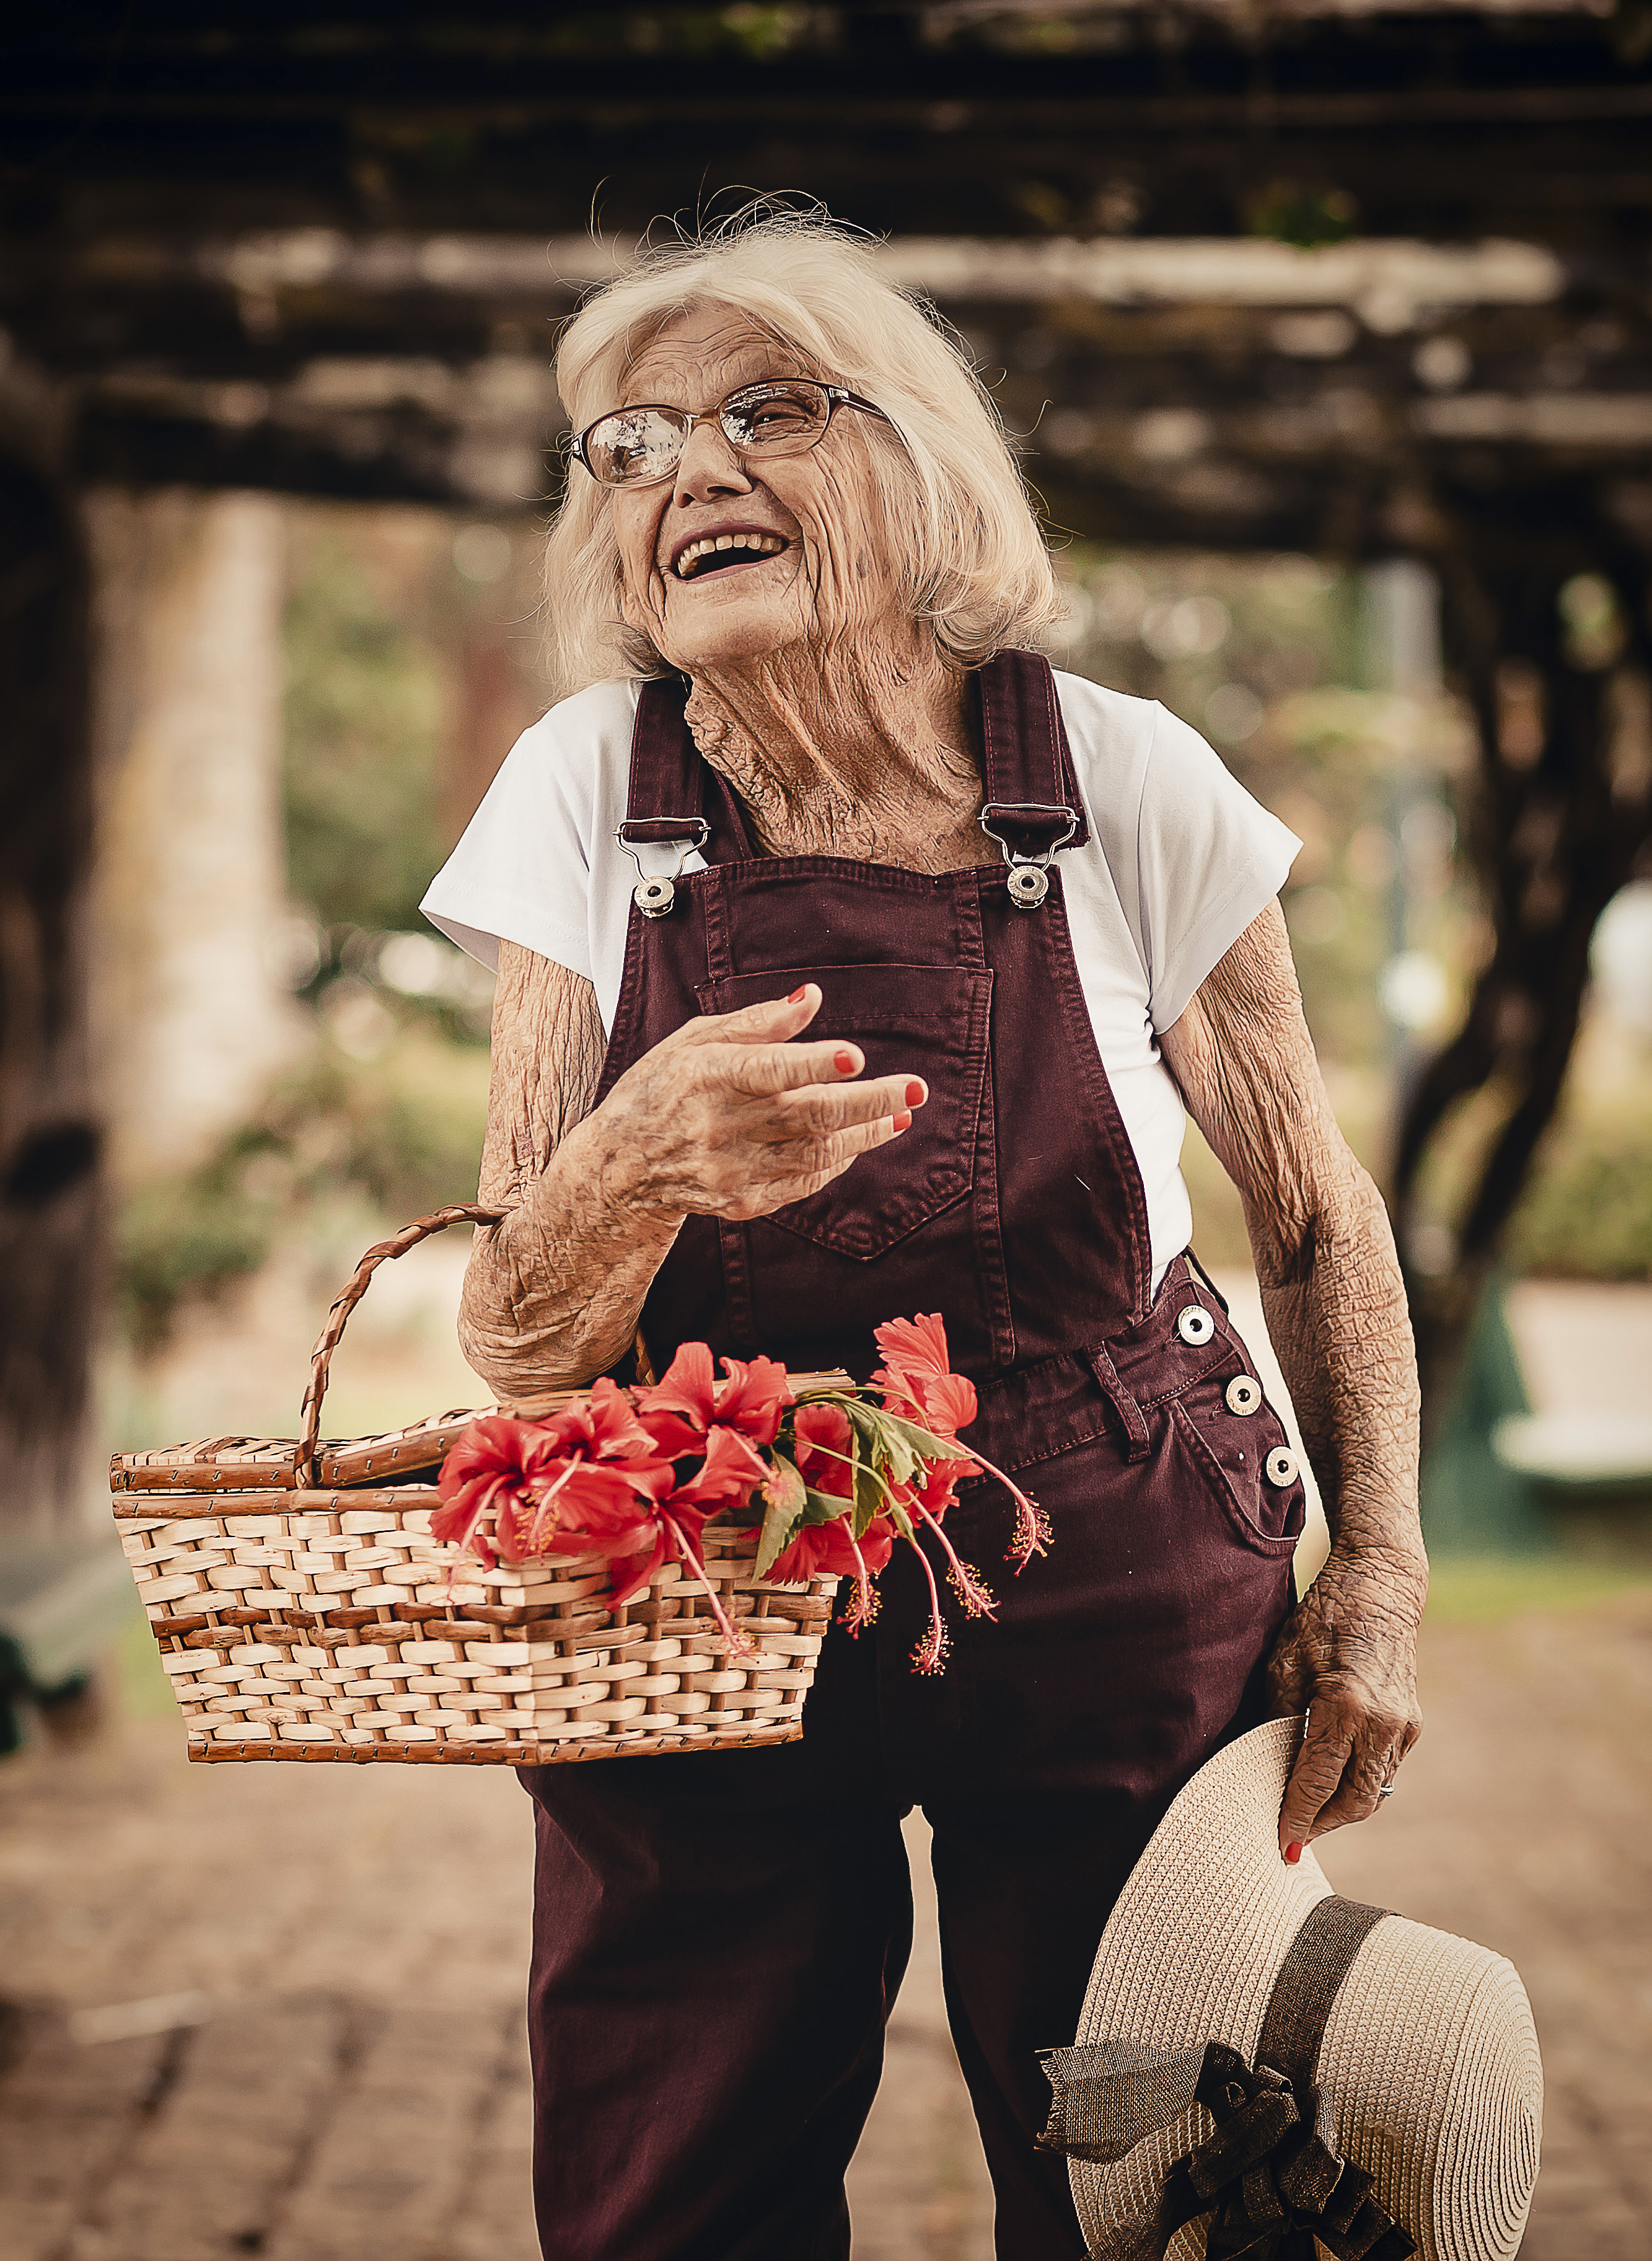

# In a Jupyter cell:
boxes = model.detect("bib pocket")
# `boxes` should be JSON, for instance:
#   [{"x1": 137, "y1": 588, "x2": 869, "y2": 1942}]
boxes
[{"x1": 695, "y1": 964, "x2": 992, "y2": 1262}]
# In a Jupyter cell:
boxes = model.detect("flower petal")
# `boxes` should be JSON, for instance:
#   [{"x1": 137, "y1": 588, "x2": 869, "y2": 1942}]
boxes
[
  {"x1": 670, "y1": 1423, "x2": 771, "y2": 1510},
  {"x1": 872, "y1": 1312, "x2": 952, "y2": 1383}
]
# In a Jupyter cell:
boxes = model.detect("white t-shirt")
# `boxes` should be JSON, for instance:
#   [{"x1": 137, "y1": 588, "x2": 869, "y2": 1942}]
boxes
[{"x1": 421, "y1": 670, "x2": 1299, "y2": 1289}]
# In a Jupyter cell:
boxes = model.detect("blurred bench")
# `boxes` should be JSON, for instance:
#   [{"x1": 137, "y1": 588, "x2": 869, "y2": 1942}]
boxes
[{"x1": 1492, "y1": 1411, "x2": 1652, "y2": 1506}]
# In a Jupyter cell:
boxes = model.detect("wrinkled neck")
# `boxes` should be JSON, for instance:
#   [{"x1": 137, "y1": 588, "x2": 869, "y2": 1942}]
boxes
[{"x1": 682, "y1": 630, "x2": 988, "y2": 868}]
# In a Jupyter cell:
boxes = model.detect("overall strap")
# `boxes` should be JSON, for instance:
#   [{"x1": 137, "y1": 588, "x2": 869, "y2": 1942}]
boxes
[
  {"x1": 977, "y1": 650, "x2": 1091, "y2": 859},
  {"x1": 619, "y1": 675, "x2": 752, "y2": 860}
]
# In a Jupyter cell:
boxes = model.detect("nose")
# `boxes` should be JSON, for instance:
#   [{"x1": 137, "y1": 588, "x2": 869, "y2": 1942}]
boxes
[{"x1": 670, "y1": 415, "x2": 754, "y2": 508}]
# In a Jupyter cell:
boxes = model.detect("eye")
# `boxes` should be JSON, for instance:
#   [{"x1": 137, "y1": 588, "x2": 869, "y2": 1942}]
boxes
[{"x1": 724, "y1": 384, "x2": 827, "y2": 446}]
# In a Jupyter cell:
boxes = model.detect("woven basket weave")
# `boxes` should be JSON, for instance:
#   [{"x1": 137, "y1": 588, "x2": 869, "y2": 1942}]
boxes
[{"x1": 110, "y1": 1204, "x2": 841, "y2": 1766}]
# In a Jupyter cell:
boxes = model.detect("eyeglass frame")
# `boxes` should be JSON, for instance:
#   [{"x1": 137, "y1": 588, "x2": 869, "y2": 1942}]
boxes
[{"x1": 568, "y1": 377, "x2": 891, "y2": 488}]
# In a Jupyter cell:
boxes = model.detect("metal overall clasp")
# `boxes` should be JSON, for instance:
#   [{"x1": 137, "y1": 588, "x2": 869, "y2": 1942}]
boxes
[
  {"x1": 978, "y1": 802, "x2": 1079, "y2": 910},
  {"x1": 615, "y1": 817, "x2": 711, "y2": 919}
]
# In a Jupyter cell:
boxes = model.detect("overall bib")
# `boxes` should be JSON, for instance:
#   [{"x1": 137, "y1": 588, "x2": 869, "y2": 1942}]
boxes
[{"x1": 521, "y1": 653, "x2": 1306, "y2": 2260}]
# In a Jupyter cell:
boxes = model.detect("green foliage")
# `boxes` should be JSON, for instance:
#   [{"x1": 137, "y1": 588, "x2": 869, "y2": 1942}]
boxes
[
  {"x1": 117, "y1": 1027, "x2": 491, "y2": 1349},
  {"x1": 1055, "y1": 550, "x2": 1478, "y2": 1073},
  {"x1": 1504, "y1": 1092, "x2": 1652, "y2": 1280},
  {"x1": 1246, "y1": 181, "x2": 1360, "y2": 248},
  {"x1": 1423, "y1": 1555, "x2": 1652, "y2": 1623},
  {"x1": 283, "y1": 531, "x2": 447, "y2": 933},
  {"x1": 120, "y1": 1175, "x2": 274, "y2": 1353},
  {"x1": 275, "y1": 1031, "x2": 492, "y2": 1221}
]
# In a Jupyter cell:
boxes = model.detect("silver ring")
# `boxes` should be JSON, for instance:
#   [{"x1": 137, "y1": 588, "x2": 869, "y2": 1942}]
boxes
[{"x1": 1377, "y1": 1782, "x2": 1397, "y2": 1799}]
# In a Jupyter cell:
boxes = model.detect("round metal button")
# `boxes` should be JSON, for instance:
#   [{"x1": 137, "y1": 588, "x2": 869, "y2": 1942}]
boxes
[
  {"x1": 1006, "y1": 864, "x2": 1050, "y2": 909},
  {"x1": 634, "y1": 876, "x2": 676, "y2": 919},
  {"x1": 1264, "y1": 1446, "x2": 1299, "y2": 1489},
  {"x1": 1175, "y1": 1305, "x2": 1216, "y2": 1346},
  {"x1": 1225, "y1": 1374, "x2": 1263, "y2": 1417}
]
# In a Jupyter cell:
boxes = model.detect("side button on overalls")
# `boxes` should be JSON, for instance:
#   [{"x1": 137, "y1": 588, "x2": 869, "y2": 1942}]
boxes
[{"x1": 521, "y1": 653, "x2": 1306, "y2": 2260}]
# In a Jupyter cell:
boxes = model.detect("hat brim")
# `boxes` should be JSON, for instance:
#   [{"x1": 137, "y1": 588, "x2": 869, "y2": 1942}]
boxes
[
  {"x1": 1064, "y1": 1716, "x2": 1542, "y2": 2261},
  {"x1": 1067, "y1": 1719, "x2": 1330, "y2": 2252}
]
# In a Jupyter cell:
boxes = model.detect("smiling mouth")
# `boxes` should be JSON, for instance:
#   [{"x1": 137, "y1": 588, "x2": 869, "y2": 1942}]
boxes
[{"x1": 673, "y1": 533, "x2": 788, "y2": 581}]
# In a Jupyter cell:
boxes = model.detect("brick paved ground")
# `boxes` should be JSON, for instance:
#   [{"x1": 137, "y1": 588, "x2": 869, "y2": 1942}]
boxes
[{"x1": 2, "y1": 1589, "x2": 1648, "y2": 2260}]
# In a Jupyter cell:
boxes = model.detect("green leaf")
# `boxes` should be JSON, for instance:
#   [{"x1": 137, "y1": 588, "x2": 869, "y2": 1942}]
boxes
[
  {"x1": 801, "y1": 1486, "x2": 851, "y2": 1528},
  {"x1": 754, "y1": 1455, "x2": 807, "y2": 1580},
  {"x1": 852, "y1": 1457, "x2": 887, "y2": 1540},
  {"x1": 846, "y1": 1401, "x2": 920, "y2": 1486},
  {"x1": 880, "y1": 1411, "x2": 965, "y2": 1464}
]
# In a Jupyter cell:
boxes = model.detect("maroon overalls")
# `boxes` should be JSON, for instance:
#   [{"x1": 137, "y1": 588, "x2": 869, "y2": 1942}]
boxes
[{"x1": 521, "y1": 653, "x2": 1305, "y2": 2259}]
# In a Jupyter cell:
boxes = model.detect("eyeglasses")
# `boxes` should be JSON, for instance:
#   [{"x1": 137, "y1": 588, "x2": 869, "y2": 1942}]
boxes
[{"x1": 570, "y1": 377, "x2": 889, "y2": 489}]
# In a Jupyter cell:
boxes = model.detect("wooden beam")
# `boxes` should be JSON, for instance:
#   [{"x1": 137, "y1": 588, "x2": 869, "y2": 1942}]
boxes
[
  {"x1": 3, "y1": 6, "x2": 1647, "y2": 243},
  {"x1": 9, "y1": 226, "x2": 1645, "y2": 554}
]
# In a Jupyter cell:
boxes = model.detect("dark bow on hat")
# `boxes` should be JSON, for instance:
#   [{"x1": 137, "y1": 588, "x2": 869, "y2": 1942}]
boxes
[
  {"x1": 1039, "y1": 1895, "x2": 1417, "y2": 2261},
  {"x1": 1039, "y1": 2033, "x2": 1415, "y2": 2261}
]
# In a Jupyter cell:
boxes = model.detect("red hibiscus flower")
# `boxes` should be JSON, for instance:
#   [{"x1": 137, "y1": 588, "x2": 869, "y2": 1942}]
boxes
[
  {"x1": 873, "y1": 1313, "x2": 980, "y2": 1440},
  {"x1": 666, "y1": 1422, "x2": 771, "y2": 1511},
  {"x1": 636, "y1": 1341, "x2": 793, "y2": 1457},
  {"x1": 791, "y1": 1401, "x2": 854, "y2": 1497},
  {"x1": 433, "y1": 1414, "x2": 563, "y2": 1565},
  {"x1": 767, "y1": 1512, "x2": 895, "y2": 1589},
  {"x1": 873, "y1": 1311, "x2": 1047, "y2": 1575},
  {"x1": 536, "y1": 1375, "x2": 662, "y2": 1465},
  {"x1": 524, "y1": 1454, "x2": 670, "y2": 1564}
]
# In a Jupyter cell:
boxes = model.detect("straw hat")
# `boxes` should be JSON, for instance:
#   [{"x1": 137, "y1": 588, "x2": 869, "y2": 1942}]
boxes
[{"x1": 1040, "y1": 1718, "x2": 1542, "y2": 2261}]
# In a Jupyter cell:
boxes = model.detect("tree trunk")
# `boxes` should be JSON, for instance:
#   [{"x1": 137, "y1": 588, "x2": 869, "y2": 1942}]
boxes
[
  {"x1": 1394, "y1": 504, "x2": 1652, "y2": 1439},
  {"x1": 87, "y1": 490, "x2": 302, "y2": 1184},
  {"x1": 0, "y1": 451, "x2": 100, "y2": 1538}
]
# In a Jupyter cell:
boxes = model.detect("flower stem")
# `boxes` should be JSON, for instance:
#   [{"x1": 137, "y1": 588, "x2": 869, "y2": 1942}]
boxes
[
  {"x1": 666, "y1": 1514, "x2": 757, "y2": 1660},
  {"x1": 915, "y1": 1503, "x2": 996, "y2": 1619}
]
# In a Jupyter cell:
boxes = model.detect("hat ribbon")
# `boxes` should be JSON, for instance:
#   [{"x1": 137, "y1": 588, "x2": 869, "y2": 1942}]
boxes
[
  {"x1": 1038, "y1": 1893, "x2": 1414, "y2": 2261},
  {"x1": 1040, "y1": 2034, "x2": 1415, "y2": 2260}
]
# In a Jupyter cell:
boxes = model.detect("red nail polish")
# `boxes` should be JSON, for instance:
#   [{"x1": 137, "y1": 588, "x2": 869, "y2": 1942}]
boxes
[
  {"x1": 905, "y1": 1080, "x2": 926, "y2": 1106},
  {"x1": 1285, "y1": 1842, "x2": 1303, "y2": 1866},
  {"x1": 893, "y1": 1110, "x2": 913, "y2": 1133},
  {"x1": 834, "y1": 1047, "x2": 857, "y2": 1074},
  {"x1": 787, "y1": 985, "x2": 807, "y2": 1004}
]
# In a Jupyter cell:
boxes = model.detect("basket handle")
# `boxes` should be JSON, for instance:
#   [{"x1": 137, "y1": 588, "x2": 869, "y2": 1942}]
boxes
[{"x1": 297, "y1": 1203, "x2": 507, "y2": 1484}]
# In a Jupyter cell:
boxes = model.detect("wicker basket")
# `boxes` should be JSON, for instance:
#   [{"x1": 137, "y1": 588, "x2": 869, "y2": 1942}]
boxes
[{"x1": 111, "y1": 1205, "x2": 841, "y2": 1766}]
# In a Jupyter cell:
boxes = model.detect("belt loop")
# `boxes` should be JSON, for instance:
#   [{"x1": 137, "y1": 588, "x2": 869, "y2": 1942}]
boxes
[
  {"x1": 1184, "y1": 1247, "x2": 1231, "y2": 1316},
  {"x1": 1089, "y1": 1342, "x2": 1151, "y2": 1463}
]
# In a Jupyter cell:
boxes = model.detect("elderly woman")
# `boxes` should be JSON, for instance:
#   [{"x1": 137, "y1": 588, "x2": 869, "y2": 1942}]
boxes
[{"x1": 421, "y1": 214, "x2": 1426, "y2": 2261}]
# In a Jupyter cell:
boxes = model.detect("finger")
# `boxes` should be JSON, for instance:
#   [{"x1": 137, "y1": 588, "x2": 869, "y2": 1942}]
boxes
[
  {"x1": 687, "y1": 984, "x2": 824, "y2": 1046},
  {"x1": 772, "y1": 1075, "x2": 928, "y2": 1137},
  {"x1": 1311, "y1": 1738, "x2": 1398, "y2": 1835},
  {"x1": 1278, "y1": 1714, "x2": 1354, "y2": 1859},
  {"x1": 1317, "y1": 1710, "x2": 1418, "y2": 1829},
  {"x1": 723, "y1": 1039, "x2": 892, "y2": 1098}
]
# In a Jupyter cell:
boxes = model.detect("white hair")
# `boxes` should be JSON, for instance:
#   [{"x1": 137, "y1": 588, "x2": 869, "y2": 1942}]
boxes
[{"x1": 542, "y1": 208, "x2": 1063, "y2": 697}]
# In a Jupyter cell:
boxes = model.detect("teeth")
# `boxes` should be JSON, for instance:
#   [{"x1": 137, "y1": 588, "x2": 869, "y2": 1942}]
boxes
[{"x1": 674, "y1": 532, "x2": 786, "y2": 579}]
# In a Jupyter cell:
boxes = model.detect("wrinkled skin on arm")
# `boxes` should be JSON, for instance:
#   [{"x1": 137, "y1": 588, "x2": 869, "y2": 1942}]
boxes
[
  {"x1": 1160, "y1": 899, "x2": 1428, "y2": 1856},
  {"x1": 459, "y1": 943, "x2": 634, "y2": 1397}
]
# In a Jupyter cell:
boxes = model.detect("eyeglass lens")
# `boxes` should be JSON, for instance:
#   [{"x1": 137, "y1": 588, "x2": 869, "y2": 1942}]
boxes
[{"x1": 582, "y1": 381, "x2": 833, "y2": 487}]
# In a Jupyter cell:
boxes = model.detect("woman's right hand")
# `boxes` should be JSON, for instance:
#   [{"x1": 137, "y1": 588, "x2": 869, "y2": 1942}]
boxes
[{"x1": 591, "y1": 984, "x2": 926, "y2": 1224}]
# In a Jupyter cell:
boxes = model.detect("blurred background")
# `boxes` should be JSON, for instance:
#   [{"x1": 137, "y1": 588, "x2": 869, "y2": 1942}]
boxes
[{"x1": 2, "y1": 4, "x2": 1649, "y2": 2257}]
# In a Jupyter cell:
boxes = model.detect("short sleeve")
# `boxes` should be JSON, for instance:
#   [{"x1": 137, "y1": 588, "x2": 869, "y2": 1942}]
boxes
[
  {"x1": 419, "y1": 679, "x2": 641, "y2": 984},
  {"x1": 1136, "y1": 703, "x2": 1301, "y2": 1032}
]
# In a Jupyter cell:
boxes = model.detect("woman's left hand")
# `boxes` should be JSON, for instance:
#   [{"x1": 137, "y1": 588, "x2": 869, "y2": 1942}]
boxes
[{"x1": 1267, "y1": 1546, "x2": 1427, "y2": 1859}]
